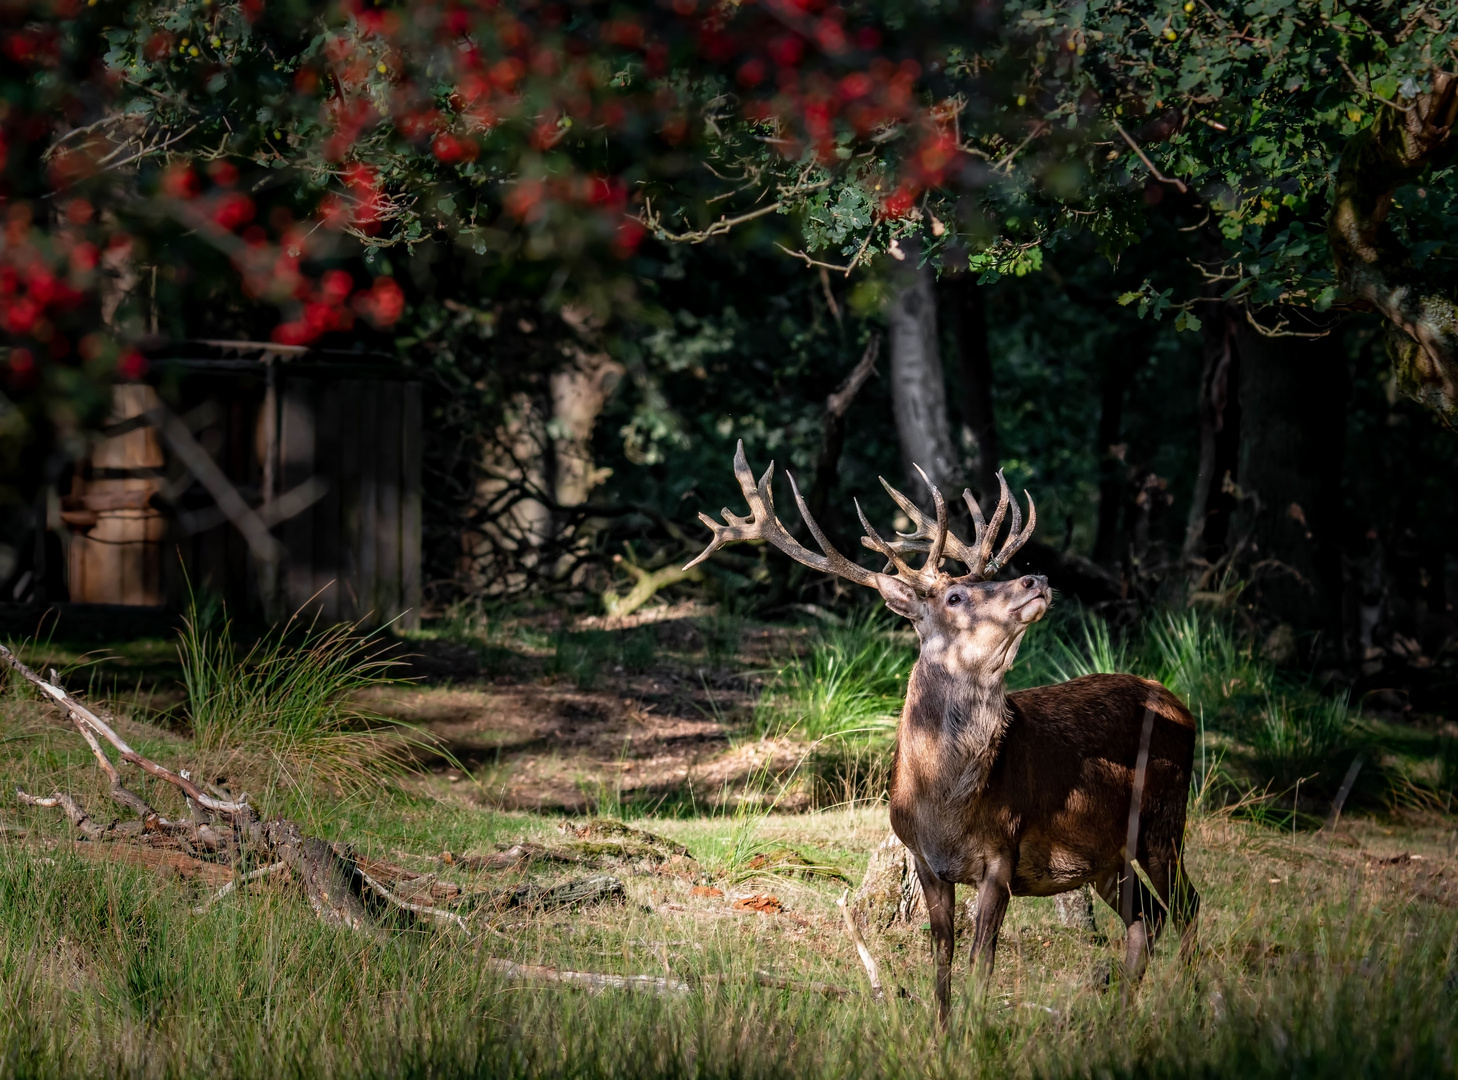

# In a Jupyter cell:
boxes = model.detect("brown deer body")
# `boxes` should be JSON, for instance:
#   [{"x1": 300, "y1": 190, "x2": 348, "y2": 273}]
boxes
[{"x1": 688, "y1": 443, "x2": 1199, "y2": 1024}]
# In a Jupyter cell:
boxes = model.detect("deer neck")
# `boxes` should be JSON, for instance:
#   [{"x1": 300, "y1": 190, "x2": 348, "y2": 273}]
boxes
[{"x1": 896, "y1": 650, "x2": 1010, "y2": 802}]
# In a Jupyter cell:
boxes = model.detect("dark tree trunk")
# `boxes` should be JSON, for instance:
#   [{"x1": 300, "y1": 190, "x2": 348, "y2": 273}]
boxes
[
  {"x1": 808, "y1": 338, "x2": 881, "y2": 543},
  {"x1": 887, "y1": 246, "x2": 961, "y2": 507},
  {"x1": 1182, "y1": 302, "x2": 1243, "y2": 568},
  {"x1": 1091, "y1": 340, "x2": 1149, "y2": 565},
  {"x1": 1227, "y1": 314, "x2": 1347, "y2": 640},
  {"x1": 942, "y1": 275, "x2": 1001, "y2": 504}
]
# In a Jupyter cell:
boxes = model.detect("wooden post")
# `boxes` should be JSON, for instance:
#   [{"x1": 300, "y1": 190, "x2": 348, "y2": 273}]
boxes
[
  {"x1": 315, "y1": 379, "x2": 343, "y2": 621},
  {"x1": 338, "y1": 380, "x2": 363, "y2": 621},
  {"x1": 62, "y1": 384, "x2": 167, "y2": 606}
]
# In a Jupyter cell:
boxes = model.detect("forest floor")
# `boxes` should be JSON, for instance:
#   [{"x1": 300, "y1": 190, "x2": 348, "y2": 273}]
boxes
[{"x1": 0, "y1": 607, "x2": 1454, "y2": 1078}]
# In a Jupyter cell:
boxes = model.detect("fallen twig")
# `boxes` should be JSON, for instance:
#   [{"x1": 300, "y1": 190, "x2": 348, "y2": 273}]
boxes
[
  {"x1": 194, "y1": 861, "x2": 289, "y2": 913},
  {"x1": 484, "y1": 960, "x2": 857, "y2": 999},
  {"x1": 837, "y1": 889, "x2": 886, "y2": 1002},
  {"x1": 485, "y1": 958, "x2": 693, "y2": 996},
  {"x1": 357, "y1": 866, "x2": 471, "y2": 932}
]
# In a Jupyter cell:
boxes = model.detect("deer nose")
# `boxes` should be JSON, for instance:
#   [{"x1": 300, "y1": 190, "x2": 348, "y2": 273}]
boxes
[{"x1": 1020, "y1": 575, "x2": 1048, "y2": 591}]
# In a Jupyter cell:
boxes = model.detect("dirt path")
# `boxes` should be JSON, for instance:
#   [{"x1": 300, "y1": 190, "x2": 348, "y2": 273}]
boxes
[{"x1": 373, "y1": 623, "x2": 811, "y2": 813}]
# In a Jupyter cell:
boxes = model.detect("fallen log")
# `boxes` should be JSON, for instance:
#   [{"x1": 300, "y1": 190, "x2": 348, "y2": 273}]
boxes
[
  {"x1": 476, "y1": 874, "x2": 627, "y2": 914},
  {"x1": 1, "y1": 644, "x2": 418, "y2": 935}
]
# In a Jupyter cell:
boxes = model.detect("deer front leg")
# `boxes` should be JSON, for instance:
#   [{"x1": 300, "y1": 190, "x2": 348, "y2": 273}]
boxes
[
  {"x1": 913, "y1": 856, "x2": 957, "y2": 1028},
  {"x1": 969, "y1": 859, "x2": 1012, "y2": 991}
]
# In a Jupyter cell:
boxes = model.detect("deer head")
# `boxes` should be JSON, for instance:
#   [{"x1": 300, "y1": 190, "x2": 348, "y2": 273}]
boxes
[{"x1": 685, "y1": 441, "x2": 1049, "y2": 682}]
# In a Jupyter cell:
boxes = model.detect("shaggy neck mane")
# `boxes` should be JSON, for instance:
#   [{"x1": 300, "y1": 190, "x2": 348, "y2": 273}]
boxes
[{"x1": 900, "y1": 647, "x2": 1012, "y2": 797}]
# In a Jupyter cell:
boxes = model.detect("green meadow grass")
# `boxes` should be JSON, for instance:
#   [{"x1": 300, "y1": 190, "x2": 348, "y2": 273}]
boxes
[
  {"x1": 0, "y1": 799, "x2": 1453, "y2": 1079},
  {"x1": 0, "y1": 607, "x2": 1453, "y2": 1078}
]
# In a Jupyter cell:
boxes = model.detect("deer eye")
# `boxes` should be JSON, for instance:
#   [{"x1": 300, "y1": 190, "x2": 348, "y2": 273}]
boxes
[{"x1": 946, "y1": 593, "x2": 963, "y2": 607}]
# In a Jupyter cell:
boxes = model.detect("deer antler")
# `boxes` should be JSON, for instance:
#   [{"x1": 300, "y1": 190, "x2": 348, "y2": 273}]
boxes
[
  {"x1": 972, "y1": 471, "x2": 1037, "y2": 577},
  {"x1": 863, "y1": 469, "x2": 1036, "y2": 580},
  {"x1": 685, "y1": 441, "x2": 880, "y2": 588},
  {"x1": 688, "y1": 441, "x2": 960, "y2": 595}
]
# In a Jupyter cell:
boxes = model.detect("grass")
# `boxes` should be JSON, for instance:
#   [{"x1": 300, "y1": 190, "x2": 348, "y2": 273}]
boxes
[
  {"x1": 0, "y1": 794, "x2": 1453, "y2": 1079},
  {"x1": 0, "y1": 606, "x2": 1454, "y2": 1077},
  {"x1": 755, "y1": 612, "x2": 915, "y2": 742},
  {"x1": 546, "y1": 629, "x2": 658, "y2": 690},
  {"x1": 175, "y1": 602, "x2": 410, "y2": 799}
]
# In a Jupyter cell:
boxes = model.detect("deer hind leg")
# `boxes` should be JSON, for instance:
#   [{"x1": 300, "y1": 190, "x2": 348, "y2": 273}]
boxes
[
  {"x1": 1091, "y1": 868, "x2": 1162, "y2": 991},
  {"x1": 1140, "y1": 838, "x2": 1200, "y2": 962},
  {"x1": 913, "y1": 857, "x2": 957, "y2": 1029}
]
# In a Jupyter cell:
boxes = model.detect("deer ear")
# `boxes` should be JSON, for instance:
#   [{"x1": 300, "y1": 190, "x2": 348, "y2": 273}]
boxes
[{"x1": 874, "y1": 575, "x2": 921, "y2": 620}]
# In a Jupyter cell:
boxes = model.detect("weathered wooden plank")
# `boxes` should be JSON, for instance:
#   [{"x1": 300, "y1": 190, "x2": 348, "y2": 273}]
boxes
[
  {"x1": 337, "y1": 380, "x2": 363, "y2": 621},
  {"x1": 314, "y1": 378, "x2": 343, "y2": 621},
  {"x1": 400, "y1": 381, "x2": 422, "y2": 630},
  {"x1": 375, "y1": 382, "x2": 403, "y2": 622},
  {"x1": 356, "y1": 380, "x2": 379, "y2": 623},
  {"x1": 279, "y1": 375, "x2": 317, "y2": 616}
]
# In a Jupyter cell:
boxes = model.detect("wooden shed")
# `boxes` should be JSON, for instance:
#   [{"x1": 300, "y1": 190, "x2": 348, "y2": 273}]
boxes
[{"x1": 60, "y1": 341, "x2": 422, "y2": 628}]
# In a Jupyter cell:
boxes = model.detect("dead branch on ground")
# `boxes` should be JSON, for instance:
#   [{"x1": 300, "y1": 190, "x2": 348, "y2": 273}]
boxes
[{"x1": 2, "y1": 643, "x2": 464, "y2": 934}]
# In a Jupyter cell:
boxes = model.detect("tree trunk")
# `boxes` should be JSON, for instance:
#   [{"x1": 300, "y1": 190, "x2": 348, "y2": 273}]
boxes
[
  {"x1": 809, "y1": 337, "x2": 881, "y2": 534},
  {"x1": 1227, "y1": 314, "x2": 1347, "y2": 640},
  {"x1": 943, "y1": 275, "x2": 1000, "y2": 504},
  {"x1": 548, "y1": 342, "x2": 624, "y2": 509},
  {"x1": 887, "y1": 247, "x2": 961, "y2": 507},
  {"x1": 1091, "y1": 340, "x2": 1148, "y2": 565},
  {"x1": 1182, "y1": 300, "x2": 1243, "y2": 568}
]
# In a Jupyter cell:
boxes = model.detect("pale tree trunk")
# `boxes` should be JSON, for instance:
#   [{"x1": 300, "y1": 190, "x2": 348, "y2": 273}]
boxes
[
  {"x1": 549, "y1": 343, "x2": 624, "y2": 509},
  {"x1": 461, "y1": 319, "x2": 623, "y2": 596},
  {"x1": 461, "y1": 392, "x2": 553, "y2": 595},
  {"x1": 887, "y1": 247, "x2": 961, "y2": 507}
]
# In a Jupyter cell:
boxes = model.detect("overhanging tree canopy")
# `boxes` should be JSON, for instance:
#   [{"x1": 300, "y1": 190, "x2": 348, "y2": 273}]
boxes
[{"x1": 3, "y1": 0, "x2": 1458, "y2": 439}]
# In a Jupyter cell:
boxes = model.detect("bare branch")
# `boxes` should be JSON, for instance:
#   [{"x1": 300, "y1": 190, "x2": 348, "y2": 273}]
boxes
[
  {"x1": 357, "y1": 866, "x2": 471, "y2": 933},
  {"x1": 0, "y1": 644, "x2": 250, "y2": 816},
  {"x1": 194, "y1": 861, "x2": 289, "y2": 914},
  {"x1": 837, "y1": 889, "x2": 885, "y2": 1002},
  {"x1": 1113, "y1": 121, "x2": 1189, "y2": 194}
]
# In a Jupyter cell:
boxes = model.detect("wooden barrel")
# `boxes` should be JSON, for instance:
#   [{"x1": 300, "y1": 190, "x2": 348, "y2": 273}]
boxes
[{"x1": 62, "y1": 384, "x2": 168, "y2": 606}]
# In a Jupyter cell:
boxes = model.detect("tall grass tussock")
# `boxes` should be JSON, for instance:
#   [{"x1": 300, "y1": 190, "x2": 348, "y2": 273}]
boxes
[{"x1": 176, "y1": 600, "x2": 413, "y2": 798}]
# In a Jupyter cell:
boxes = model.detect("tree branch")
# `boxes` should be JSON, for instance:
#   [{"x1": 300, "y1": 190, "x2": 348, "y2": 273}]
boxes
[{"x1": 1329, "y1": 72, "x2": 1458, "y2": 424}]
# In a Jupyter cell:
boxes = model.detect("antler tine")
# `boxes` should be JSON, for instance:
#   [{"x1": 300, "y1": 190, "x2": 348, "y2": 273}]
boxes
[
  {"x1": 684, "y1": 441, "x2": 879, "y2": 589},
  {"x1": 683, "y1": 441, "x2": 768, "y2": 570},
  {"x1": 915, "y1": 465, "x2": 950, "y2": 576},
  {"x1": 975, "y1": 471, "x2": 1013, "y2": 569},
  {"x1": 868, "y1": 473, "x2": 977, "y2": 570},
  {"x1": 984, "y1": 491, "x2": 1037, "y2": 576},
  {"x1": 961, "y1": 488, "x2": 988, "y2": 576},
  {"x1": 784, "y1": 470, "x2": 875, "y2": 584},
  {"x1": 855, "y1": 498, "x2": 920, "y2": 580}
]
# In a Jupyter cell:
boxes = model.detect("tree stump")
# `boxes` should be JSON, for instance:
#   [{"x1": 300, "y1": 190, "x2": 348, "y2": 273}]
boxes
[
  {"x1": 851, "y1": 831, "x2": 924, "y2": 931},
  {"x1": 1054, "y1": 886, "x2": 1098, "y2": 931}
]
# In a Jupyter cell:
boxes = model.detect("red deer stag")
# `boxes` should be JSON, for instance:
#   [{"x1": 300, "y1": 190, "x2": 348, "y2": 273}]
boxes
[{"x1": 686, "y1": 442, "x2": 1199, "y2": 1024}]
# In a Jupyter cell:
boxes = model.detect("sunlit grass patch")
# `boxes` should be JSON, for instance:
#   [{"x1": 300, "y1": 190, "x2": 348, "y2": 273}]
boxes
[{"x1": 755, "y1": 612, "x2": 914, "y2": 742}]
